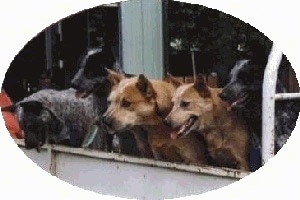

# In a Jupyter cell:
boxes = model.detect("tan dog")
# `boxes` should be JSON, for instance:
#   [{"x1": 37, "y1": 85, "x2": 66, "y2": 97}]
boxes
[
  {"x1": 165, "y1": 74, "x2": 250, "y2": 171},
  {"x1": 103, "y1": 70, "x2": 207, "y2": 165}
]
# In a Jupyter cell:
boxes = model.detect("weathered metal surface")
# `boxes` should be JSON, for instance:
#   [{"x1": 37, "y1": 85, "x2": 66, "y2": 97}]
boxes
[
  {"x1": 20, "y1": 146, "x2": 51, "y2": 173},
  {"x1": 15, "y1": 139, "x2": 249, "y2": 178},
  {"x1": 15, "y1": 139, "x2": 249, "y2": 199},
  {"x1": 262, "y1": 43, "x2": 283, "y2": 164}
]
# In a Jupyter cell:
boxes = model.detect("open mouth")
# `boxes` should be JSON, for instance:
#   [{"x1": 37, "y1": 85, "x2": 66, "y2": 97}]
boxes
[
  {"x1": 170, "y1": 116, "x2": 198, "y2": 139},
  {"x1": 226, "y1": 93, "x2": 249, "y2": 111}
]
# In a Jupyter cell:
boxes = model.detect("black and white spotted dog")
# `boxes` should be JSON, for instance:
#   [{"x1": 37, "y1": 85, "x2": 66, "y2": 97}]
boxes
[
  {"x1": 16, "y1": 88, "x2": 101, "y2": 152},
  {"x1": 71, "y1": 47, "x2": 152, "y2": 157},
  {"x1": 219, "y1": 51, "x2": 300, "y2": 170}
]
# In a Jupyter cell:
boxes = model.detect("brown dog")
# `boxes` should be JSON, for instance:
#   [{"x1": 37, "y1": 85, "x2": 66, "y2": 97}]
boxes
[
  {"x1": 164, "y1": 74, "x2": 250, "y2": 171},
  {"x1": 103, "y1": 70, "x2": 207, "y2": 166}
]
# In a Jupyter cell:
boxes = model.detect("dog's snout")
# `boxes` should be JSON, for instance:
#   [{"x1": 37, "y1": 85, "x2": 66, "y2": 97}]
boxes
[
  {"x1": 218, "y1": 91, "x2": 226, "y2": 100},
  {"x1": 163, "y1": 117, "x2": 171, "y2": 127},
  {"x1": 70, "y1": 81, "x2": 80, "y2": 90},
  {"x1": 219, "y1": 90, "x2": 230, "y2": 101},
  {"x1": 102, "y1": 113, "x2": 112, "y2": 127}
]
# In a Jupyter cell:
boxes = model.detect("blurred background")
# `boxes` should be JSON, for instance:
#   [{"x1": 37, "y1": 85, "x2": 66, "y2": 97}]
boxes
[{"x1": 2, "y1": 0, "x2": 297, "y2": 103}]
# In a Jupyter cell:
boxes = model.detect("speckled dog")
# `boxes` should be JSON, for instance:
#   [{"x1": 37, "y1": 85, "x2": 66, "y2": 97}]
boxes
[{"x1": 16, "y1": 88, "x2": 101, "y2": 151}]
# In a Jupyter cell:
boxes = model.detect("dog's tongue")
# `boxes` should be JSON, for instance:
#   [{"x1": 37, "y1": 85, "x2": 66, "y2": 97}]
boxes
[
  {"x1": 170, "y1": 131, "x2": 179, "y2": 140},
  {"x1": 170, "y1": 117, "x2": 197, "y2": 139},
  {"x1": 170, "y1": 127, "x2": 180, "y2": 140},
  {"x1": 226, "y1": 95, "x2": 248, "y2": 111}
]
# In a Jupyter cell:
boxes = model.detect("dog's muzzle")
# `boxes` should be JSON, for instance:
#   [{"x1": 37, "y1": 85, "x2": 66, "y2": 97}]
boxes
[
  {"x1": 218, "y1": 90, "x2": 230, "y2": 102},
  {"x1": 102, "y1": 113, "x2": 113, "y2": 128},
  {"x1": 163, "y1": 117, "x2": 172, "y2": 127}
]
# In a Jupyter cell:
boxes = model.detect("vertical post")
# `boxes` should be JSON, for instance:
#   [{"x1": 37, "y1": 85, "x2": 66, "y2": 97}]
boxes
[
  {"x1": 120, "y1": 0, "x2": 165, "y2": 79},
  {"x1": 45, "y1": 27, "x2": 52, "y2": 71},
  {"x1": 57, "y1": 21, "x2": 64, "y2": 69},
  {"x1": 262, "y1": 43, "x2": 283, "y2": 165},
  {"x1": 191, "y1": 50, "x2": 196, "y2": 82},
  {"x1": 86, "y1": 11, "x2": 90, "y2": 49},
  {"x1": 48, "y1": 146, "x2": 57, "y2": 176}
]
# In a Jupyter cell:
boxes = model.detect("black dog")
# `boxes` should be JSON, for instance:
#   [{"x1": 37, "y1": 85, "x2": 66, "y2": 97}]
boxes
[
  {"x1": 71, "y1": 47, "x2": 153, "y2": 157},
  {"x1": 219, "y1": 51, "x2": 300, "y2": 171},
  {"x1": 16, "y1": 88, "x2": 100, "y2": 152}
]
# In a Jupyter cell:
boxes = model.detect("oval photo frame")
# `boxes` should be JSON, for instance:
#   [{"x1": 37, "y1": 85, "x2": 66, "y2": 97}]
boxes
[{"x1": 0, "y1": 0, "x2": 296, "y2": 200}]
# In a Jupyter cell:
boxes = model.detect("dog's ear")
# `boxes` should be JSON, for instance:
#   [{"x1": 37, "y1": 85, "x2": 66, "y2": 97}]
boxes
[
  {"x1": 193, "y1": 74, "x2": 211, "y2": 98},
  {"x1": 106, "y1": 68, "x2": 125, "y2": 86},
  {"x1": 136, "y1": 74, "x2": 156, "y2": 98},
  {"x1": 164, "y1": 73, "x2": 183, "y2": 88}
]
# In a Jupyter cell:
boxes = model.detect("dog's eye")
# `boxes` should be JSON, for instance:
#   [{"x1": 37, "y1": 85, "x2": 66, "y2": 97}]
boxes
[
  {"x1": 180, "y1": 101, "x2": 190, "y2": 108},
  {"x1": 121, "y1": 99, "x2": 131, "y2": 108}
]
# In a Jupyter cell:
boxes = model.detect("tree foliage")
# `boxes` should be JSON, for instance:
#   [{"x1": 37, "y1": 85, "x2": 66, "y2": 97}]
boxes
[{"x1": 167, "y1": 0, "x2": 272, "y2": 67}]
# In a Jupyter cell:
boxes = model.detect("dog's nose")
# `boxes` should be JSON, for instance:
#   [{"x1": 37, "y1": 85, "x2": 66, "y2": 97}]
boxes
[
  {"x1": 102, "y1": 114, "x2": 112, "y2": 127},
  {"x1": 218, "y1": 91, "x2": 228, "y2": 101},
  {"x1": 218, "y1": 92, "x2": 224, "y2": 99},
  {"x1": 163, "y1": 118, "x2": 171, "y2": 127}
]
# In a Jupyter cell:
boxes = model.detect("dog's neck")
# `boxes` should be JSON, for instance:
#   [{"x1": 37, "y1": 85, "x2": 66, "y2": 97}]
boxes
[
  {"x1": 141, "y1": 123, "x2": 171, "y2": 135},
  {"x1": 200, "y1": 92, "x2": 240, "y2": 132}
]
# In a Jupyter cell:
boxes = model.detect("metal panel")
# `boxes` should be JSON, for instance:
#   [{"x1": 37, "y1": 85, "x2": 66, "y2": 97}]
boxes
[
  {"x1": 120, "y1": 0, "x2": 164, "y2": 79},
  {"x1": 21, "y1": 148, "x2": 51, "y2": 173},
  {"x1": 16, "y1": 140, "x2": 248, "y2": 200},
  {"x1": 55, "y1": 153, "x2": 236, "y2": 200}
]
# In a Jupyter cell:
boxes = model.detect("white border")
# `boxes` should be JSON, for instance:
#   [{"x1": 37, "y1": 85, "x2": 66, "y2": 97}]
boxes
[{"x1": 1, "y1": 0, "x2": 299, "y2": 199}]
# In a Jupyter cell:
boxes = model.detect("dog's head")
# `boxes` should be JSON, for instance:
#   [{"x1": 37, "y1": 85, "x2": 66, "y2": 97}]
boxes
[
  {"x1": 71, "y1": 47, "x2": 116, "y2": 98},
  {"x1": 17, "y1": 101, "x2": 63, "y2": 152},
  {"x1": 218, "y1": 59, "x2": 265, "y2": 111},
  {"x1": 102, "y1": 72, "x2": 161, "y2": 131},
  {"x1": 165, "y1": 74, "x2": 214, "y2": 139}
]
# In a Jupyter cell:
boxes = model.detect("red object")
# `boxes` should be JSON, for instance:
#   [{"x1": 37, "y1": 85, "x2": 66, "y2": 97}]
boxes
[{"x1": 0, "y1": 89, "x2": 24, "y2": 139}]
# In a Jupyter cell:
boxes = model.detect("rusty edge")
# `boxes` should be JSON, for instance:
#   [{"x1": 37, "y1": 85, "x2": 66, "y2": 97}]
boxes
[{"x1": 15, "y1": 139, "x2": 250, "y2": 179}]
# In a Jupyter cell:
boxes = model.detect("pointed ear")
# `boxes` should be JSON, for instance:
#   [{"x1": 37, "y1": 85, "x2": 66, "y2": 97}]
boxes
[
  {"x1": 193, "y1": 74, "x2": 210, "y2": 98},
  {"x1": 106, "y1": 68, "x2": 125, "y2": 86},
  {"x1": 164, "y1": 73, "x2": 183, "y2": 88},
  {"x1": 136, "y1": 74, "x2": 155, "y2": 98}
]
